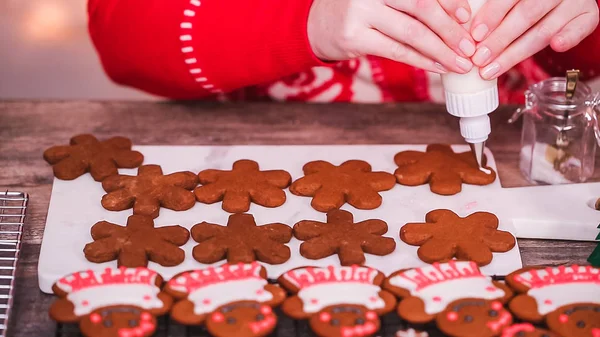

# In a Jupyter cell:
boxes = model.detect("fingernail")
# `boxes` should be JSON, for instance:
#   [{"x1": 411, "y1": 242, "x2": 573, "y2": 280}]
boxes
[
  {"x1": 434, "y1": 62, "x2": 447, "y2": 73},
  {"x1": 472, "y1": 46, "x2": 491, "y2": 66},
  {"x1": 472, "y1": 24, "x2": 489, "y2": 42},
  {"x1": 459, "y1": 38, "x2": 476, "y2": 57},
  {"x1": 456, "y1": 56, "x2": 473, "y2": 72},
  {"x1": 455, "y1": 7, "x2": 470, "y2": 23},
  {"x1": 481, "y1": 62, "x2": 500, "y2": 79}
]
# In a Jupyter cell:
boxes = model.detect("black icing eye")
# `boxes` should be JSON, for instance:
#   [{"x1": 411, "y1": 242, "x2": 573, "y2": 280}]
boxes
[
  {"x1": 128, "y1": 320, "x2": 138, "y2": 327},
  {"x1": 355, "y1": 318, "x2": 365, "y2": 325},
  {"x1": 330, "y1": 319, "x2": 340, "y2": 326},
  {"x1": 463, "y1": 315, "x2": 474, "y2": 323},
  {"x1": 226, "y1": 317, "x2": 237, "y2": 325},
  {"x1": 103, "y1": 320, "x2": 112, "y2": 328},
  {"x1": 577, "y1": 321, "x2": 586, "y2": 328},
  {"x1": 488, "y1": 310, "x2": 498, "y2": 317},
  {"x1": 256, "y1": 314, "x2": 265, "y2": 321}
]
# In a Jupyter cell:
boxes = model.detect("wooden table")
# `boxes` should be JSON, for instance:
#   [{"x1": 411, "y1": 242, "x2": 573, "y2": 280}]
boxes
[{"x1": 1, "y1": 101, "x2": 598, "y2": 337}]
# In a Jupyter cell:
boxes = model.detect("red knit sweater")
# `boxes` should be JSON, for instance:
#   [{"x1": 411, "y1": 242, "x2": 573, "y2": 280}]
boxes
[{"x1": 88, "y1": 0, "x2": 600, "y2": 104}]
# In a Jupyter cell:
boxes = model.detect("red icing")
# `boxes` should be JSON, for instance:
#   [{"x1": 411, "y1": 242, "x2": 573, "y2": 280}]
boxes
[
  {"x1": 58, "y1": 267, "x2": 157, "y2": 293},
  {"x1": 340, "y1": 321, "x2": 377, "y2": 337},
  {"x1": 514, "y1": 265, "x2": 600, "y2": 289},
  {"x1": 501, "y1": 323, "x2": 536, "y2": 337},
  {"x1": 366, "y1": 311, "x2": 377, "y2": 320},
  {"x1": 592, "y1": 328, "x2": 600, "y2": 337},
  {"x1": 249, "y1": 315, "x2": 276, "y2": 334},
  {"x1": 140, "y1": 312, "x2": 152, "y2": 321},
  {"x1": 167, "y1": 263, "x2": 264, "y2": 293},
  {"x1": 260, "y1": 306, "x2": 272, "y2": 315},
  {"x1": 544, "y1": 299, "x2": 553, "y2": 305},
  {"x1": 491, "y1": 301, "x2": 502, "y2": 311},
  {"x1": 396, "y1": 261, "x2": 485, "y2": 291},
  {"x1": 559, "y1": 314, "x2": 569, "y2": 323},
  {"x1": 433, "y1": 296, "x2": 442, "y2": 302},
  {"x1": 283, "y1": 266, "x2": 378, "y2": 290},
  {"x1": 320, "y1": 312, "x2": 331, "y2": 322},
  {"x1": 211, "y1": 312, "x2": 225, "y2": 323},
  {"x1": 82, "y1": 300, "x2": 89, "y2": 306},
  {"x1": 90, "y1": 313, "x2": 102, "y2": 324},
  {"x1": 447, "y1": 312, "x2": 458, "y2": 321},
  {"x1": 202, "y1": 299, "x2": 211, "y2": 305}
]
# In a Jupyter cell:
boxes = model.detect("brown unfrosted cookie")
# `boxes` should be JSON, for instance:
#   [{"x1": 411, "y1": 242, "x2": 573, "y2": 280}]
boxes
[
  {"x1": 49, "y1": 267, "x2": 172, "y2": 337},
  {"x1": 400, "y1": 210, "x2": 515, "y2": 266},
  {"x1": 293, "y1": 209, "x2": 396, "y2": 266},
  {"x1": 383, "y1": 261, "x2": 512, "y2": 325},
  {"x1": 290, "y1": 160, "x2": 396, "y2": 212},
  {"x1": 505, "y1": 265, "x2": 600, "y2": 337},
  {"x1": 164, "y1": 262, "x2": 286, "y2": 337},
  {"x1": 84, "y1": 215, "x2": 190, "y2": 267},
  {"x1": 436, "y1": 299, "x2": 513, "y2": 337},
  {"x1": 190, "y1": 213, "x2": 292, "y2": 265},
  {"x1": 394, "y1": 144, "x2": 496, "y2": 195},
  {"x1": 43, "y1": 134, "x2": 144, "y2": 181},
  {"x1": 501, "y1": 323, "x2": 560, "y2": 337},
  {"x1": 278, "y1": 266, "x2": 396, "y2": 337},
  {"x1": 194, "y1": 160, "x2": 291, "y2": 213},
  {"x1": 101, "y1": 164, "x2": 198, "y2": 218}
]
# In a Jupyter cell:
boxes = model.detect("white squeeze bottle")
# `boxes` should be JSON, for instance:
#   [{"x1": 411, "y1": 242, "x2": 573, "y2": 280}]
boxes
[{"x1": 441, "y1": 0, "x2": 498, "y2": 168}]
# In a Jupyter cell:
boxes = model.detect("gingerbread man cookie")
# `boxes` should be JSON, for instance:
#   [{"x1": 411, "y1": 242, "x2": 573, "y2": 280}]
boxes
[
  {"x1": 101, "y1": 164, "x2": 198, "y2": 218},
  {"x1": 290, "y1": 160, "x2": 396, "y2": 212},
  {"x1": 506, "y1": 265, "x2": 600, "y2": 337},
  {"x1": 191, "y1": 213, "x2": 292, "y2": 265},
  {"x1": 194, "y1": 160, "x2": 292, "y2": 213},
  {"x1": 84, "y1": 215, "x2": 190, "y2": 268},
  {"x1": 383, "y1": 261, "x2": 512, "y2": 325},
  {"x1": 49, "y1": 267, "x2": 172, "y2": 337},
  {"x1": 436, "y1": 299, "x2": 513, "y2": 337},
  {"x1": 164, "y1": 262, "x2": 286, "y2": 337},
  {"x1": 501, "y1": 324, "x2": 560, "y2": 337},
  {"x1": 43, "y1": 134, "x2": 144, "y2": 181},
  {"x1": 400, "y1": 210, "x2": 516, "y2": 266},
  {"x1": 293, "y1": 209, "x2": 396, "y2": 266},
  {"x1": 278, "y1": 266, "x2": 397, "y2": 337},
  {"x1": 394, "y1": 144, "x2": 496, "y2": 195}
]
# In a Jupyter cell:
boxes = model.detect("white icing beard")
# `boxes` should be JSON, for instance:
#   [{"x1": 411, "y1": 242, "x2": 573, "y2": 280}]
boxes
[
  {"x1": 67, "y1": 284, "x2": 163, "y2": 316},
  {"x1": 297, "y1": 283, "x2": 384, "y2": 314},
  {"x1": 529, "y1": 282, "x2": 600, "y2": 315},
  {"x1": 186, "y1": 279, "x2": 273, "y2": 315}
]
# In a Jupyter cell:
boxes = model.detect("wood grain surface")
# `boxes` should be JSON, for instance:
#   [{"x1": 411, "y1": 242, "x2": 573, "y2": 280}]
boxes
[{"x1": 0, "y1": 101, "x2": 598, "y2": 337}]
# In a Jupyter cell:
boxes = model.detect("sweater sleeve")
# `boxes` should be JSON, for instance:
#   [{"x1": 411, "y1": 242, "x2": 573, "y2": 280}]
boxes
[{"x1": 88, "y1": 0, "x2": 325, "y2": 99}]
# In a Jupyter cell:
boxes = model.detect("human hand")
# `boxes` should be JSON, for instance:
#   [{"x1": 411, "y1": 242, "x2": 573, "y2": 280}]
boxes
[
  {"x1": 307, "y1": 0, "x2": 478, "y2": 74},
  {"x1": 469, "y1": 0, "x2": 600, "y2": 80}
]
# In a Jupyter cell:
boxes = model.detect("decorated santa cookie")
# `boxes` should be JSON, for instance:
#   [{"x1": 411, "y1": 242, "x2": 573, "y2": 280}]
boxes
[
  {"x1": 49, "y1": 267, "x2": 172, "y2": 337},
  {"x1": 506, "y1": 265, "x2": 600, "y2": 337},
  {"x1": 278, "y1": 265, "x2": 396, "y2": 337},
  {"x1": 383, "y1": 261, "x2": 513, "y2": 324},
  {"x1": 436, "y1": 298, "x2": 513, "y2": 337},
  {"x1": 164, "y1": 262, "x2": 286, "y2": 337}
]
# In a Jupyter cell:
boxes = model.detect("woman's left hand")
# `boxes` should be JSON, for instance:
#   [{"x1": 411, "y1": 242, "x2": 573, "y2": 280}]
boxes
[{"x1": 468, "y1": 0, "x2": 599, "y2": 80}]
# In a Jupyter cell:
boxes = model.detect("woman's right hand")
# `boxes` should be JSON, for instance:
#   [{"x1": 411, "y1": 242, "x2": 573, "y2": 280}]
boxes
[{"x1": 307, "y1": 0, "x2": 477, "y2": 74}]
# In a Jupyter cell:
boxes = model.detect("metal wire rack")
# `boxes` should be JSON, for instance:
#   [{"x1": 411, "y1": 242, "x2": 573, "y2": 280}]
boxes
[{"x1": 0, "y1": 191, "x2": 28, "y2": 337}]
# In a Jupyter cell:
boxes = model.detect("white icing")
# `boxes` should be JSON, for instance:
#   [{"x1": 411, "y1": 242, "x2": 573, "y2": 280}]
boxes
[
  {"x1": 66, "y1": 284, "x2": 163, "y2": 316},
  {"x1": 186, "y1": 279, "x2": 272, "y2": 315},
  {"x1": 528, "y1": 282, "x2": 600, "y2": 315},
  {"x1": 396, "y1": 328, "x2": 429, "y2": 337},
  {"x1": 297, "y1": 283, "x2": 384, "y2": 313}
]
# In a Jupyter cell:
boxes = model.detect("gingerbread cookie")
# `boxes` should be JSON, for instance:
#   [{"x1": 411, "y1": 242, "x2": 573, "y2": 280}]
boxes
[
  {"x1": 437, "y1": 299, "x2": 513, "y2": 337},
  {"x1": 293, "y1": 209, "x2": 396, "y2": 266},
  {"x1": 400, "y1": 210, "x2": 515, "y2": 266},
  {"x1": 289, "y1": 160, "x2": 396, "y2": 212},
  {"x1": 164, "y1": 262, "x2": 286, "y2": 337},
  {"x1": 190, "y1": 213, "x2": 292, "y2": 265},
  {"x1": 43, "y1": 134, "x2": 144, "y2": 181},
  {"x1": 396, "y1": 328, "x2": 429, "y2": 337},
  {"x1": 49, "y1": 267, "x2": 172, "y2": 337},
  {"x1": 383, "y1": 261, "x2": 512, "y2": 324},
  {"x1": 194, "y1": 160, "x2": 291, "y2": 213},
  {"x1": 278, "y1": 266, "x2": 396, "y2": 337},
  {"x1": 394, "y1": 144, "x2": 496, "y2": 195},
  {"x1": 501, "y1": 323, "x2": 559, "y2": 337},
  {"x1": 505, "y1": 265, "x2": 600, "y2": 337},
  {"x1": 84, "y1": 215, "x2": 190, "y2": 267},
  {"x1": 101, "y1": 164, "x2": 198, "y2": 218}
]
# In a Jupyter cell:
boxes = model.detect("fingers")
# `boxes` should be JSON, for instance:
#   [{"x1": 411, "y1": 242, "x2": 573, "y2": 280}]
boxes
[
  {"x1": 472, "y1": 0, "x2": 561, "y2": 68},
  {"x1": 384, "y1": 0, "x2": 476, "y2": 57},
  {"x1": 437, "y1": 0, "x2": 471, "y2": 24},
  {"x1": 550, "y1": 7, "x2": 600, "y2": 52},
  {"x1": 469, "y1": 0, "x2": 519, "y2": 41}
]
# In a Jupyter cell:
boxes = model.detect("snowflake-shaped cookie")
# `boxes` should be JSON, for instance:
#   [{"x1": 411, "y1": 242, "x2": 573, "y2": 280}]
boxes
[
  {"x1": 194, "y1": 160, "x2": 292, "y2": 213},
  {"x1": 43, "y1": 134, "x2": 144, "y2": 181},
  {"x1": 191, "y1": 213, "x2": 293, "y2": 265},
  {"x1": 83, "y1": 214, "x2": 190, "y2": 267},
  {"x1": 293, "y1": 209, "x2": 396, "y2": 265},
  {"x1": 394, "y1": 144, "x2": 496, "y2": 195},
  {"x1": 101, "y1": 164, "x2": 199, "y2": 218},
  {"x1": 400, "y1": 210, "x2": 515, "y2": 266},
  {"x1": 290, "y1": 160, "x2": 396, "y2": 212}
]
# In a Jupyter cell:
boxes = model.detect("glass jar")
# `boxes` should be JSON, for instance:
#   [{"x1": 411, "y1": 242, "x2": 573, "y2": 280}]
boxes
[{"x1": 510, "y1": 77, "x2": 600, "y2": 185}]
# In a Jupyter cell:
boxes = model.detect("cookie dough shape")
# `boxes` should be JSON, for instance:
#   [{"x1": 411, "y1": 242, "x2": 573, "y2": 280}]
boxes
[
  {"x1": 278, "y1": 266, "x2": 397, "y2": 337},
  {"x1": 84, "y1": 214, "x2": 190, "y2": 267},
  {"x1": 293, "y1": 209, "x2": 396, "y2": 266},
  {"x1": 43, "y1": 134, "x2": 144, "y2": 181},
  {"x1": 394, "y1": 144, "x2": 496, "y2": 195},
  {"x1": 164, "y1": 262, "x2": 286, "y2": 337},
  {"x1": 101, "y1": 164, "x2": 198, "y2": 218},
  {"x1": 191, "y1": 213, "x2": 292, "y2": 265},
  {"x1": 194, "y1": 160, "x2": 291, "y2": 213},
  {"x1": 400, "y1": 209, "x2": 515, "y2": 266},
  {"x1": 49, "y1": 267, "x2": 172, "y2": 337},
  {"x1": 290, "y1": 160, "x2": 396, "y2": 212}
]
